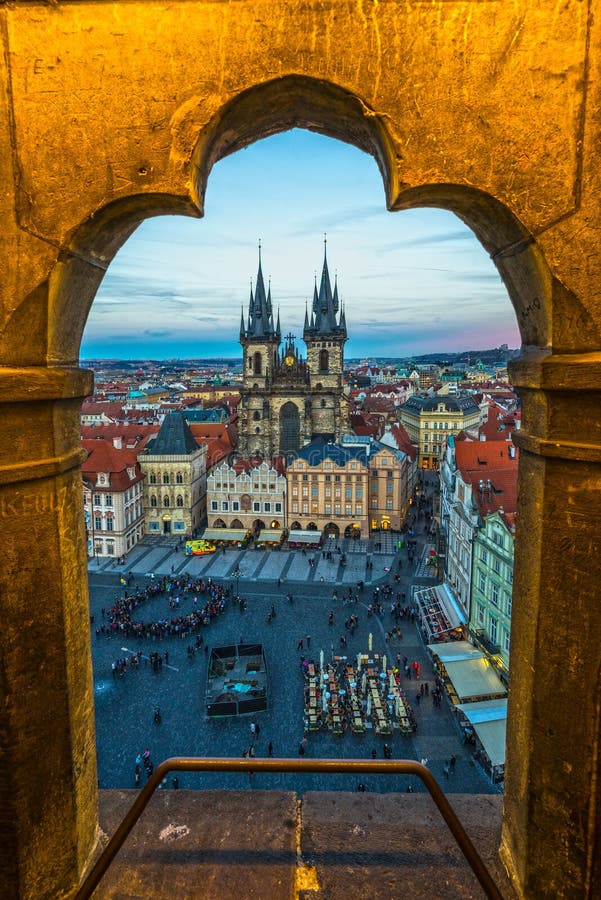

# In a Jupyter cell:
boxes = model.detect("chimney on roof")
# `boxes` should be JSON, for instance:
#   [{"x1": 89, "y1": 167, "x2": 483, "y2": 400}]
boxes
[
  {"x1": 113, "y1": 436, "x2": 122, "y2": 450},
  {"x1": 508, "y1": 445, "x2": 516, "y2": 459}
]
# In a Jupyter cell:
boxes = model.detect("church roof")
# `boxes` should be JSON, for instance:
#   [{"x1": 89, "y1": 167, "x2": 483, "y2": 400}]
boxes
[
  {"x1": 241, "y1": 245, "x2": 278, "y2": 341},
  {"x1": 303, "y1": 240, "x2": 347, "y2": 340},
  {"x1": 144, "y1": 412, "x2": 200, "y2": 456}
]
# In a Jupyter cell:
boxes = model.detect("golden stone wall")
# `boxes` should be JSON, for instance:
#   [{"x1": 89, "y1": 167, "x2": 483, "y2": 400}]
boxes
[{"x1": 1, "y1": 2, "x2": 600, "y2": 897}]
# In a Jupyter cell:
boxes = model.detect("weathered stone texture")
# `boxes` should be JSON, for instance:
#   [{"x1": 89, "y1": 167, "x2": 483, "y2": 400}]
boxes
[{"x1": 0, "y1": 2, "x2": 600, "y2": 897}]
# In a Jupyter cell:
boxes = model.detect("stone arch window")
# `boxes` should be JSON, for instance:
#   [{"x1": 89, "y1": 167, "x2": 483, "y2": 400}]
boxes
[
  {"x1": 163, "y1": 473, "x2": 170, "y2": 484},
  {"x1": 253, "y1": 351, "x2": 262, "y2": 375},
  {"x1": 255, "y1": 426, "x2": 260, "y2": 433},
  {"x1": 163, "y1": 496, "x2": 170, "y2": 507},
  {"x1": 321, "y1": 398, "x2": 326, "y2": 408},
  {"x1": 176, "y1": 495, "x2": 183, "y2": 507},
  {"x1": 149, "y1": 473, "x2": 157, "y2": 484},
  {"x1": 253, "y1": 410, "x2": 261, "y2": 420},
  {"x1": 319, "y1": 349, "x2": 329, "y2": 372},
  {"x1": 247, "y1": 356, "x2": 253, "y2": 371},
  {"x1": 176, "y1": 472, "x2": 183, "y2": 484},
  {"x1": 150, "y1": 495, "x2": 157, "y2": 508}
]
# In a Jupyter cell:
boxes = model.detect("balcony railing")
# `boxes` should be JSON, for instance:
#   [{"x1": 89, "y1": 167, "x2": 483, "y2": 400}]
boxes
[{"x1": 75, "y1": 756, "x2": 503, "y2": 900}]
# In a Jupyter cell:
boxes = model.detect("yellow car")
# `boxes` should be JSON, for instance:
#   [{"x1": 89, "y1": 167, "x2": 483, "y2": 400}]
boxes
[{"x1": 185, "y1": 539, "x2": 217, "y2": 556}]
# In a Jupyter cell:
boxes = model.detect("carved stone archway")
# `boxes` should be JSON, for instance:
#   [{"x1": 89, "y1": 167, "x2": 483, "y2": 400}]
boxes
[{"x1": 0, "y1": 6, "x2": 598, "y2": 898}]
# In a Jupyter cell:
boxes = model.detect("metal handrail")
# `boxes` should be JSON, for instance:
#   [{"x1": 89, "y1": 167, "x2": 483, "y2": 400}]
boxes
[{"x1": 76, "y1": 757, "x2": 503, "y2": 900}]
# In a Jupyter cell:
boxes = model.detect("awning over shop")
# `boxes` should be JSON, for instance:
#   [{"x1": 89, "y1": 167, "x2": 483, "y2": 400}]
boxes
[
  {"x1": 457, "y1": 700, "x2": 508, "y2": 767},
  {"x1": 427, "y1": 640, "x2": 485, "y2": 663},
  {"x1": 442, "y1": 657, "x2": 507, "y2": 702},
  {"x1": 287, "y1": 529, "x2": 323, "y2": 543},
  {"x1": 257, "y1": 529, "x2": 284, "y2": 543},
  {"x1": 415, "y1": 584, "x2": 466, "y2": 640},
  {"x1": 201, "y1": 528, "x2": 249, "y2": 542}
]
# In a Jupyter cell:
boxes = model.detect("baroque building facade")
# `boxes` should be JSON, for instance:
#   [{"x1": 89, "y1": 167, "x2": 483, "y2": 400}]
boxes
[{"x1": 238, "y1": 244, "x2": 348, "y2": 458}]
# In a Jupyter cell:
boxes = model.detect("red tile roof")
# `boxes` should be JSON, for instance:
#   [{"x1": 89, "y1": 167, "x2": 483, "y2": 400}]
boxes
[{"x1": 81, "y1": 439, "x2": 144, "y2": 491}]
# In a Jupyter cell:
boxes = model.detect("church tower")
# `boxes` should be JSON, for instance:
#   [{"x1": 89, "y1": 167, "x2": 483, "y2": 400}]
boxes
[
  {"x1": 238, "y1": 245, "x2": 281, "y2": 457},
  {"x1": 303, "y1": 238, "x2": 348, "y2": 442}
]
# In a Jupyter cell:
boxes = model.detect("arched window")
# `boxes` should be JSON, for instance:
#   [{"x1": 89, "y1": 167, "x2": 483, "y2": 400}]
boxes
[
  {"x1": 176, "y1": 495, "x2": 183, "y2": 507},
  {"x1": 321, "y1": 398, "x2": 326, "y2": 408},
  {"x1": 149, "y1": 473, "x2": 156, "y2": 484},
  {"x1": 248, "y1": 356, "x2": 253, "y2": 371},
  {"x1": 319, "y1": 349, "x2": 329, "y2": 372},
  {"x1": 176, "y1": 472, "x2": 183, "y2": 484},
  {"x1": 150, "y1": 496, "x2": 157, "y2": 508},
  {"x1": 163, "y1": 496, "x2": 170, "y2": 507},
  {"x1": 253, "y1": 351, "x2": 262, "y2": 375},
  {"x1": 163, "y1": 473, "x2": 169, "y2": 484},
  {"x1": 253, "y1": 410, "x2": 261, "y2": 420}
]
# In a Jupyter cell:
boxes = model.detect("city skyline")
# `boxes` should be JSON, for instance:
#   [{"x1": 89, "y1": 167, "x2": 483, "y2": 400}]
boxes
[{"x1": 82, "y1": 129, "x2": 521, "y2": 360}]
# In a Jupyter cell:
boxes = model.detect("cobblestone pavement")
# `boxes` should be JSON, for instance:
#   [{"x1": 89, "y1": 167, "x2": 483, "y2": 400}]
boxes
[{"x1": 90, "y1": 503, "x2": 502, "y2": 798}]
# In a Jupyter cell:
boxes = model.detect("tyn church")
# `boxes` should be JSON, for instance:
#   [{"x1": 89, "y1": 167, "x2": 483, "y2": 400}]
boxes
[{"x1": 238, "y1": 243, "x2": 348, "y2": 458}]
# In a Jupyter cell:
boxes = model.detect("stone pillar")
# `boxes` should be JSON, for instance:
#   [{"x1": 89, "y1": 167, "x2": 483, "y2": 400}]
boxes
[
  {"x1": 502, "y1": 350, "x2": 601, "y2": 898},
  {"x1": 0, "y1": 366, "x2": 97, "y2": 899}
]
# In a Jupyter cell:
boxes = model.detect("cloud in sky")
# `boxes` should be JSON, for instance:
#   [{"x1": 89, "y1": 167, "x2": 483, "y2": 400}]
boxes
[{"x1": 82, "y1": 129, "x2": 520, "y2": 359}]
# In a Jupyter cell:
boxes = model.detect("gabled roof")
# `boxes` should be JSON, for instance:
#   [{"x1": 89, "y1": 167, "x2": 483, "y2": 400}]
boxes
[
  {"x1": 144, "y1": 412, "x2": 200, "y2": 456},
  {"x1": 81, "y1": 439, "x2": 143, "y2": 491}
]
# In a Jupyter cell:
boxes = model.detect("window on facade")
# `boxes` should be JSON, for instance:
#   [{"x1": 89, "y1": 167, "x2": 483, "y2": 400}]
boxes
[
  {"x1": 292, "y1": 487, "x2": 298, "y2": 498},
  {"x1": 176, "y1": 495, "x2": 183, "y2": 507},
  {"x1": 253, "y1": 410, "x2": 261, "y2": 420},
  {"x1": 94, "y1": 516, "x2": 102, "y2": 530},
  {"x1": 386, "y1": 483, "x2": 393, "y2": 495},
  {"x1": 319, "y1": 349, "x2": 329, "y2": 372},
  {"x1": 324, "y1": 487, "x2": 330, "y2": 499},
  {"x1": 253, "y1": 351, "x2": 262, "y2": 375},
  {"x1": 481, "y1": 548, "x2": 488, "y2": 564},
  {"x1": 148, "y1": 521, "x2": 160, "y2": 532},
  {"x1": 275, "y1": 502, "x2": 282, "y2": 513},
  {"x1": 292, "y1": 502, "x2": 298, "y2": 513},
  {"x1": 477, "y1": 603, "x2": 485, "y2": 624},
  {"x1": 387, "y1": 470, "x2": 393, "y2": 478},
  {"x1": 106, "y1": 542, "x2": 114, "y2": 555},
  {"x1": 506, "y1": 593, "x2": 512, "y2": 616},
  {"x1": 492, "y1": 558, "x2": 501, "y2": 575},
  {"x1": 232, "y1": 501, "x2": 240, "y2": 511},
  {"x1": 490, "y1": 617, "x2": 498, "y2": 644},
  {"x1": 105, "y1": 494, "x2": 113, "y2": 507},
  {"x1": 491, "y1": 583, "x2": 499, "y2": 605},
  {"x1": 150, "y1": 496, "x2": 157, "y2": 508},
  {"x1": 302, "y1": 474, "x2": 308, "y2": 482},
  {"x1": 345, "y1": 505, "x2": 352, "y2": 516},
  {"x1": 356, "y1": 487, "x2": 363, "y2": 500},
  {"x1": 264, "y1": 502, "x2": 271, "y2": 513},
  {"x1": 386, "y1": 500, "x2": 393, "y2": 510},
  {"x1": 335, "y1": 475, "x2": 341, "y2": 482},
  {"x1": 479, "y1": 572, "x2": 486, "y2": 592},
  {"x1": 302, "y1": 503, "x2": 309, "y2": 514},
  {"x1": 163, "y1": 473, "x2": 169, "y2": 484},
  {"x1": 356, "y1": 504, "x2": 362, "y2": 515},
  {"x1": 335, "y1": 488, "x2": 341, "y2": 499},
  {"x1": 211, "y1": 501, "x2": 218, "y2": 511},
  {"x1": 106, "y1": 518, "x2": 113, "y2": 531},
  {"x1": 163, "y1": 496, "x2": 170, "y2": 508},
  {"x1": 334, "y1": 504, "x2": 341, "y2": 515},
  {"x1": 325, "y1": 504, "x2": 331, "y2": 515},
  {"x1": 176, "y1": 473, "x2": 183, "y2": 484},
  {"x1": 253, "y1": 501, "x2": 261, "y2": 512},
  {"x1": 504, "y1": 629, "x2": 511, "y2": 652},
  {"x1": 325, "y1": 474, "x2": 331, "y2": 482},
  {"x1": 371, "y1": 498, "x2": 378, "y2": 509},
  {"x1": 174, "y1": 521, "x2": 185, "y2": 532},
  {"x1": 93, "y1": 494, "x2": 101, "y2": 506}
]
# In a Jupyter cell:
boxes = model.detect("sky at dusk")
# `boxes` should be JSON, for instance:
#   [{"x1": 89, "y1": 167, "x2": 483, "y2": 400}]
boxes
[{"x1": 81, "y1": 129, "x2": 520, "y2": 360}]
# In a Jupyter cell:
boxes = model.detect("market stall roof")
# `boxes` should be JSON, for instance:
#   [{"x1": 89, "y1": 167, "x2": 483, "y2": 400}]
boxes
[
  {"x1": 457, "y1": 700, "x2": 508, "y2": 767},
  {"x1": 287, "y1": 529, "x2": 323, "y2": 543},
  {"x1": 257, "y1": 529, "x2": 284, "y2": 542},
  {"x1": 427, "y1": 640, "x2": 485, "y2": 663},
  {"x1": 201, "y1": 528, "x2": 249, "y2": 541},
  {"x1": 456, "y1": 698, "x2": 508, "y2": 723},
  {"x1": 442, "y1": 657, "x2": 507, "y2": 701}
]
